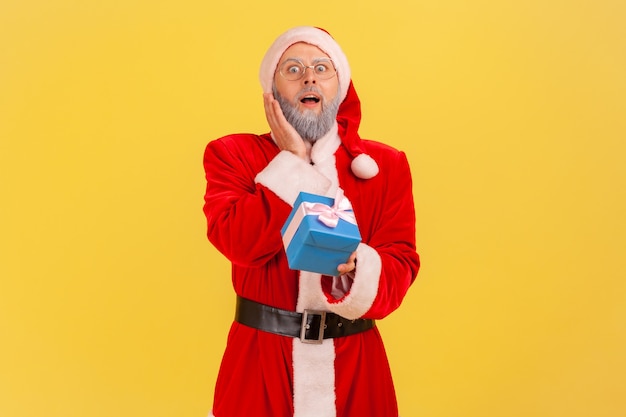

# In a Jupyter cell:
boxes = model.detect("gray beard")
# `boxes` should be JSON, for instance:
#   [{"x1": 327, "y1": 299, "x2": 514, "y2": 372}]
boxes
[{"x1": 272, "y1": 85, "x2": 340, "y2": 142}]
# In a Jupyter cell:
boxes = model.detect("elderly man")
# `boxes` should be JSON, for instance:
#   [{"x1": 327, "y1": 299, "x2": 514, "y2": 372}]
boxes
[{"x1": 203, "y1": 26, "x2": 420, "y2": 417}]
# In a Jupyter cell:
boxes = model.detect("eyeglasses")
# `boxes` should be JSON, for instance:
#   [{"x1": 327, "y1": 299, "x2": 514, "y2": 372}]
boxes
[{"x1": 278, "y1": 58, "x2": 336, "y2": 81}]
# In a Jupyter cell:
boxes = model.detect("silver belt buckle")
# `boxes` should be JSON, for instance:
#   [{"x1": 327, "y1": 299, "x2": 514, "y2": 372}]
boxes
[{"x1": 300, "y1": 309, "x2": 326, "y2": 344}]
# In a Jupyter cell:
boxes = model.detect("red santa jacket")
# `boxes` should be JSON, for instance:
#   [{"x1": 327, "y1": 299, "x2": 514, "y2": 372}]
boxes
[{"x1": 203, "y1": 118, "x2": 420, "y2": 416}]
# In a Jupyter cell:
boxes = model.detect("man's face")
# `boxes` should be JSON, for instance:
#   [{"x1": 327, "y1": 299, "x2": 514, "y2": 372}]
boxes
[{"x1": 273, "y1": 42, "x2": 339, "y2": 116}]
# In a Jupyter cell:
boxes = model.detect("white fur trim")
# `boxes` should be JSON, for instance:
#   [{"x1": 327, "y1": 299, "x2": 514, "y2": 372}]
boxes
[
  {"x1": 297, "y1": 271, "x2": 327, "y2": 311},
  {"x1": 351, "y1": 153, "x2": 379, "y2": 179},
  {"x1": 259, "y1": 26, "x2": 351, "y2": 103},
  {"x1": 293, "y1": 338, "x2": 336, "y2": 417},
  {"x1": 310, "y1": 123, "x2": 341, "y2": 197},
  {"x1": 310, "y1": 123, "x2": 340, "y2": 166},
  {"x1": 293, "y1": 271, "x2": 337, "y2": 417},
  {"x1": 255, "y1": 151, "x2": 331, "y2": 206},
  {"x1": 324, "y1": 243, "x2": 382, "y2": 320}
]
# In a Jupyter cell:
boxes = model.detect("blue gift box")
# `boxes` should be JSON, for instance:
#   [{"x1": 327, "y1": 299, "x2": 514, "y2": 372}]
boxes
[{"x1": 281, "y1": 191, "x2": 361, "y2": 276}]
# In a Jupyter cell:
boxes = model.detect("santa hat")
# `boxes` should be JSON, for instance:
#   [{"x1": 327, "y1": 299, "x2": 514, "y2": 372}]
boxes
[{"x1": 259, "y1": 26, "x2": 379, "y2": 179}]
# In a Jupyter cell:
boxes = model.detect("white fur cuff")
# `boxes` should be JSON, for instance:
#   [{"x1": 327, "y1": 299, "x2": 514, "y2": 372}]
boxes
[
  {"x1": 255, "y1": 151, "x2": 332, "y2": 206},
  {"x1": 324, "y1": 243, "x2": 381, "y2": 319}
]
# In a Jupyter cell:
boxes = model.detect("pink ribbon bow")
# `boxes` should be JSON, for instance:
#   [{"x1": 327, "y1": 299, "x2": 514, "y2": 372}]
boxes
[{"x1": 302, "y1": 189, "x2": 357, "y2": 228}]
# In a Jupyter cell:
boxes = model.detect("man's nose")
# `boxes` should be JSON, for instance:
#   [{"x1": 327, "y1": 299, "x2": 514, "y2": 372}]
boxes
[{"x1": 303, "y1": 67, "x2": 317, "y2": 84}]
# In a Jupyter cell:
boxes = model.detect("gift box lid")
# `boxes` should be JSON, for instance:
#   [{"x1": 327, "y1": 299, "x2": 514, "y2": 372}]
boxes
[
  {"x1": 281, "y1": 192, "x2": 333, "y2": 236},
  {"x1": 281, "y1": 191, "x2": 361, "y2": 251}
]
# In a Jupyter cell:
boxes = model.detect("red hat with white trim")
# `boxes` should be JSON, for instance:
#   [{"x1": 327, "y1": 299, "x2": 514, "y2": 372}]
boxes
[{"x1": 259, "y1": 26, "x2": 379, "y2": 179}]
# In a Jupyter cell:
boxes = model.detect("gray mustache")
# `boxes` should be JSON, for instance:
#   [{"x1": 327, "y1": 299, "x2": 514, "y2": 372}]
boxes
[{"x1": 296, "y1": 86, "x2": 324, "y2": 100}]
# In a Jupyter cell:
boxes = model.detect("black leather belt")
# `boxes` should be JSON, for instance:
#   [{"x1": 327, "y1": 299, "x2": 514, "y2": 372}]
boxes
[{"x1": 235, "y1": 296, "x2": 375, "y2": 344}]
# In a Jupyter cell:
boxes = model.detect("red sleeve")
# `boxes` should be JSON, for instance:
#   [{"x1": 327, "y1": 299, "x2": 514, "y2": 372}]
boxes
[
  {"x1": 203, "y1": 137, "x2": 290, "y2": 267},
  {"x1": 363, "y1": 150, "x2": 420, "y2": 318},
  {"x1": 320, "y1": 150, "x2": 420, "y2": 320}
]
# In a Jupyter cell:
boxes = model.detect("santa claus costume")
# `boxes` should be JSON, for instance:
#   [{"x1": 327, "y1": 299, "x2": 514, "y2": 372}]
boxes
[{"x1": 203, "y1": 26, "x2": 420, "y2": 417}]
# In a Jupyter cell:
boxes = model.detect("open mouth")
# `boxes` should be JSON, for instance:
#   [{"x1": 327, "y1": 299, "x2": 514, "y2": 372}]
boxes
[{"x1": 300, "y1": 94, "x2": 321, "y2": 104}]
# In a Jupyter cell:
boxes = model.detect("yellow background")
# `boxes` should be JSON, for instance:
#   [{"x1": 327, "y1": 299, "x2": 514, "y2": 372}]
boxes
[{"x1": 1, "y1": 0, "x2": 625, "y2": 416}]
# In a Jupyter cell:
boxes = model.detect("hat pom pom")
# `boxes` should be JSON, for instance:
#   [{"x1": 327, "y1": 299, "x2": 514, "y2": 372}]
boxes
[{"x1": 351, "y1": 153, "x2": 379, "y2": 179}]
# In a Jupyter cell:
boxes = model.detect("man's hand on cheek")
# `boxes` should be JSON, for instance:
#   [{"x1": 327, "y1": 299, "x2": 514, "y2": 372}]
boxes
[{"x1": 263, "y1": 93, "x2": 307, "y2": 160}]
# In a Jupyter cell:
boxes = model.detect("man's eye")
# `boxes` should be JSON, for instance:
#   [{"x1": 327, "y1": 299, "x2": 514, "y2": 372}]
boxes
[
  {"x1": 287, "y1": 66, "x2": 301, "y2": 74},
  {"x1": 315, "y1": 64, "x2": 329, "y2": 73}
]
